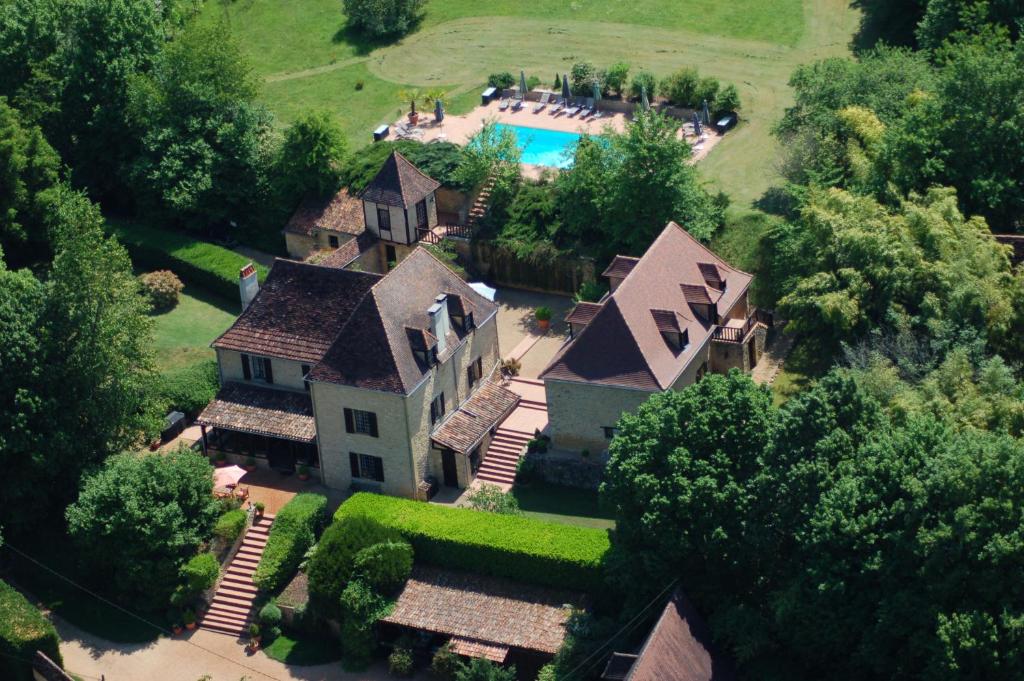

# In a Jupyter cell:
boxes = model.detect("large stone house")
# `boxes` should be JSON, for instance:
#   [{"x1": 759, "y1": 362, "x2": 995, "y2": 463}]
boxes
[
  {"x1": 282, "y1": 151, "x2": 441, "y2": 273},
  {"x1": 197, "y1": 247, "x2": 516, "y2": 498},
  {"x1": 540, "y1": 222, "x2": 769, "y2": 453}
]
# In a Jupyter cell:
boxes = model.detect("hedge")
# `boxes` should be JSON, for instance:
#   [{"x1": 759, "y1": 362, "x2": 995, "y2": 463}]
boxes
[
  {"x1": 158, "y1": 359, "x2": 220, "y2": 416},
  {"x1": 108, "y1": 219, "x2": 267, "y2": 302},
  {"x1": 254, "y1": 493, "x2": 327, "y2": 593},
  {"x1": 0, "y1": 579, "x2": 62, "y2": 681},
  {"x1": 334, "y1": 493, "x2": 611, "y2": 592},
  {"x1": 213, "y1": 509, "x2": 247, "y2": 543}
]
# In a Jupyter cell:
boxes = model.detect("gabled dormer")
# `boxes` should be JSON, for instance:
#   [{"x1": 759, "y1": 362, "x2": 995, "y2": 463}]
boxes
[
  {"x1": 651, "y1": 309, "x2": 690, "y2": 354},
  {"x1": 680, "y1": 284, "x2": 720, "y2": 324},
  {"x1": 358, "y1": 151, "x2": 441, "y2": 246}
]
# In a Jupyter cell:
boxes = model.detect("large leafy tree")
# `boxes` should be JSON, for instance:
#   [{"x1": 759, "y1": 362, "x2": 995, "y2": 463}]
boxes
[
  {"x1": 342, "y1": 0, "x2": 424, "y2": 38},
  {"x1": 0, "y1": 97, "x2": 60, "y2": 264},
  {"x1": 0, "y1": 187, "x2": 160, "y2": 538},
  {"x1": 66, "y1": 449, "x2": 218, "y2": 610},
  {"x1": 276, "y1": 110, "x2": 348, "y2": 200},
  {"x1": 127, "y1": 21, "x2": 276, "y2": 232}
]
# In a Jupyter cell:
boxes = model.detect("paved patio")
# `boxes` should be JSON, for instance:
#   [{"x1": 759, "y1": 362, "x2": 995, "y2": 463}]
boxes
[
  {"x1": 493, "y1": 287, "x2": 573, "y2": 380},
  {"x1": 235, "y1": 467, "x2": 348, "y2": 515}
]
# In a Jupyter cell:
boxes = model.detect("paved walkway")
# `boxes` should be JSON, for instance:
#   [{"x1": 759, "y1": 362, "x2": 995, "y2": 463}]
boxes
[
  {"x1": 751, "y1": 326, "x2": 795, "y2": 386},
  {"x1": 55, "y1": 616, "x2": 405, "y2": 681}
]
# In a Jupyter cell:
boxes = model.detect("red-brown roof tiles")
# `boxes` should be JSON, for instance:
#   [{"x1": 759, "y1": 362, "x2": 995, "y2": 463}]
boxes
[
  {"x1": 284, "y1": 188, "x2": 365, "y2": 236},
  {"x1": 602, "y1": 255, "x2": 640, "y2": 280},
  {"x1": 566, "y1": 301, "x2": 603, "y2": 327},
  {"x1": 431, "y1": 380, "x2": 520, "y2": 453},
  {"x1": 359, "y1": 151, "x2": 440, "y2": 208},
  {"x1": 541, "y1": 223, "x2": 753, "y2": 391},
  {"x1": 196, "y1": 382, "x2": 316, "y2": 442}
]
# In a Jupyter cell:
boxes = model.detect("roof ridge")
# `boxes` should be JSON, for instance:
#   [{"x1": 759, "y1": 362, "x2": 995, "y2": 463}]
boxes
[{"x1": 665, "y1": 221, "x2": 753, "y2": 277}]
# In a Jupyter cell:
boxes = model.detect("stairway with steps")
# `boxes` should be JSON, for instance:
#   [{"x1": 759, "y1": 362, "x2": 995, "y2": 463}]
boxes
[
  {"x1": 198, "y1": 513, "x2": 274, "y2": 637},
  {"x1": 476, "y1": 427, "x2": 533, "y2": 486},
  {"x1": 465, "y1": 177, "x2": 495, "y2": 231}
]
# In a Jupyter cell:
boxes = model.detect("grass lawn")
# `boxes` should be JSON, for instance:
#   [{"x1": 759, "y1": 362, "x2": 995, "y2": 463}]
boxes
[
  {"x1": 770, "y1": 336, "x2": 835, "y2": 405},
  {"x1": 150, "y1": 285, "x2": 237, "y2": 372},
  {"x1": 512, "y1": 482, "x2": 615, "y2": 530},
  {"x1": 263, "y1": 633, "x2": 343, "y2": 666}
]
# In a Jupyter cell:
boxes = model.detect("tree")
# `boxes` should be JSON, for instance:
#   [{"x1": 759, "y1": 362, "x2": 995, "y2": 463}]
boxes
[
  {"x1": 569, "y1": 62, "x2": 599, "y2": 95},
  {"x1": 661, "y1": 68, "x2": 700, "y2": 106},
  {"x1": 66, "y1": 449, "x2": 218, "y2": 610},
  {"x1": 604, "y1": 62, "x2": 630, "y2": 96},
  {"x1": 0, "y1": 97, "x2": 60, "y2": 264},
  {"x1": 127, "y1": 21, "x2": 276, "y2": 232},
  {"x1": 716, "y1": 84, "x2": 741, "y2": 113},
  {"x1": 276, "y1": 111, "x2": 347, "y2": 200},
  {"x1": 352, "y1": 541, "x2": 413, "y2": 594},
  {"x1": 342, "y1": 0, "x2": 423, "y2": 38},
  {"x1": 455, "y1": 659, "x2": 517, "y2": 681},
  {"x1": 629, "y1": 71, "x2": 657, "y2": 100},
  {"x1": 0, "y1": 188, "x2": 161, "y2": 538},
  {"x1": 495, "y1": 181, "x2": 564, "y2": 260},
  {"x1": 917, "y1": 0, "x2": 1024, "y2": 49}
]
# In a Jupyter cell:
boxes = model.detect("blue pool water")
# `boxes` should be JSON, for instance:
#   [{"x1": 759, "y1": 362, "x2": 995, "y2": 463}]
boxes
[{"x1": 495, "y1": 123, "x2": 582, "y2": 168}]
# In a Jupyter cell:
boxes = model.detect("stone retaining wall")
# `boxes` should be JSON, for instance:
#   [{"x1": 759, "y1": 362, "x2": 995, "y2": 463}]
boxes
[{"x1": 523, "y1": 449, "x2": 609, "y2": 490}]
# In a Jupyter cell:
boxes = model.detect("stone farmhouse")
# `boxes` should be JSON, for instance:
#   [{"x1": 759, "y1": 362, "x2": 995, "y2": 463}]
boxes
[{"x1": 541, "y1": 222, "x2": 770, "y2": 453}]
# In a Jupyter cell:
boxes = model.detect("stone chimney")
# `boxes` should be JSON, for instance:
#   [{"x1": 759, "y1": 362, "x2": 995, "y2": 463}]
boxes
[
  {"x1": 239, "y1": 263, "x2": 259, "y2": 310},
  {"x1": 427, "y1": 294, "x2": 450, "y2": 354}
]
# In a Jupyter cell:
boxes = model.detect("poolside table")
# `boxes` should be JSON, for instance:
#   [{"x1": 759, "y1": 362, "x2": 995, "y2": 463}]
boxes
[
  {"x1": 481, "y1": 87, "x2": 497, "y2": 105},
  {"x1": 373, "y1": 124, "x2": 389, "y2": 142}
]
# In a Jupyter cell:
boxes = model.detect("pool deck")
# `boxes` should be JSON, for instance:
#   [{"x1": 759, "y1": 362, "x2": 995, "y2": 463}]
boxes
[{"x1": 406, "y1": 98, "x2": 721, "y2": 177}]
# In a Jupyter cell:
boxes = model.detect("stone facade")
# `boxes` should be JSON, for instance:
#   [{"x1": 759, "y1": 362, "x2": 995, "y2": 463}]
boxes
[
  {"x1": 285, "y1": 230, "x2": 358, "y2": 261},
  {"x1": 546, "y1": 379, "x2": 653, "y2": 453},
  {"x1": 215, "y1": 349, "x2": 310, "y2": 393}
]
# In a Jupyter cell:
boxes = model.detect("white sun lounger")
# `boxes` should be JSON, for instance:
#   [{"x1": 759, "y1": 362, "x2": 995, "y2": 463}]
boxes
[{"x1": 533, "y1": 92, "x2": 550, "y2": 113}]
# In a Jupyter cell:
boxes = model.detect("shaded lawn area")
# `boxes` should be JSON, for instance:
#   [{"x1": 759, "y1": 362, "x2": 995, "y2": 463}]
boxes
[
  {"x1": 770, "y1": 335, "x2": 836, "y2": 405},
  {"x1": 263, "y1": 633, "x2": 342, "y2": 666},
  {"x1": 513, "y1": 482, "x2": 615, "y2": 530},
  {"x1": 3, "y1": 541, "x2": 164, "y2": 644},
  {"x1": 150, "y1": 284, "x2": 237, "y2": 372}
]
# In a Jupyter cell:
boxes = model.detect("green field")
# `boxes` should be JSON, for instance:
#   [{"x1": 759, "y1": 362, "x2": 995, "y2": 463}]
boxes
[
  {"x1": 150, "y1": 285, "x2": 237, "y2": 372},
  {"x1": 203, "y1": 0, "x2": 861, "y2": 211}
]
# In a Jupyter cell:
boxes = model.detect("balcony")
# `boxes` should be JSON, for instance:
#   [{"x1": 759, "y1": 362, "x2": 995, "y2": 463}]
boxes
[{"x1": 712, "y1": 308, "x2": 773, "y2": 344}]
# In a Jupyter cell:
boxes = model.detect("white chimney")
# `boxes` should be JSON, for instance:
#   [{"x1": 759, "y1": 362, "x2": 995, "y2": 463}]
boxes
[
  {"x1": 427, "y1": 294, "x2": 450, "y2": 354},
  {"x1": 239, "y1": 263, "x2": 259, "y2": 310}
]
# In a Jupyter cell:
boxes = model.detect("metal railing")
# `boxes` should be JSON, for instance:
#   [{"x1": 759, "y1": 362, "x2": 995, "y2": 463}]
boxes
[{"x1": 712, "y1": 308, "x2": 772, "y2": 343}]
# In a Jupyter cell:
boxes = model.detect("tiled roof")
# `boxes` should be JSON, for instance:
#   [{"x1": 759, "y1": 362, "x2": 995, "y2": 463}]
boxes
[
  {"x1": 314, "y1": 231, "x2": 378, "y2": 269},
  {"x1": 212, "y1": 259, "x2": 381, "y2": 363},
  {"x1": 284, "y1": 188, "x2": 365, "y2": 236},
  {"x1": 432, "y1": 380, "x2": 520, "y2": 453},
  {"x1": 308, "y1": 248, "x2": 498, "y2": 394},
  {"x1": 602, "y1": 255, "x2": 640, "y2": 279},
  {"x1": 680, "y1": 283, "x2": 721, "y2": 306},
  {"x1": 449, "y1": 637, "x2": 509, "y2": 663},
  {"x1": 359, "y1": 151, "x2": 440, "y2": 208},
  {"x1": 566, "y1": 301, "x2": 602, "y2": 326},
  {"x1": 382, "y1": 566, "x2": 580, "y2": 655},
  {"x1": 541, "y1": 223, "x2": 753, "y2": 391},
  {"x1": 197, "y1": 383, "x2": 316, "y2": 442},
  {"x1": 650, "y1": 308, "x2": 682, "y2": 333},
  {"x1": 626, "y1": 590, "x2": 736, "y2": 681}
]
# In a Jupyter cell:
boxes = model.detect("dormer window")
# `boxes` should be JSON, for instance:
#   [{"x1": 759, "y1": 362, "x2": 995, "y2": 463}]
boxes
[
  {"x1": 650, "y1": 309, "x2": 689, "y2": 354},
  {"x1": 698, "y1": 262, "x2": 725, "y2": 291}
]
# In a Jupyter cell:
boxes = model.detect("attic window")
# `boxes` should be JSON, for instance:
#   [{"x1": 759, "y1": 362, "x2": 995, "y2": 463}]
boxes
[
  {"x1": 650, "y1": 309, "x2": 689, "y2": 353},
  {"x1": 661, "y1": 328, "x2": 689, "y2": 353},
  {"x1": 698, "y1": 262, "x2": 725, "y2": 291}
]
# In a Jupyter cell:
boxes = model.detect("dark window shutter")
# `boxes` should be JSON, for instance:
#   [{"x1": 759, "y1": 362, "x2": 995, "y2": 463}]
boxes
[
  {"x1": 368, "y1": 412, "x2": 379, "y2": 438},
  {"x1": 467, "y1": 365, "x2": 474, "y2": 386},
  {"x1": 349, "y1": 452, "x2": 360, "y2": 478},
  {"x1": 241, "y1": 354, "x2": 251, "y2": 380},
  {"x1": 344, "y1": 408, "x2": 355, "y2": 433},
  {"x1": 429, "y1": 400, "x2": 436, "y2": 424},
  {"x1": 264, "y1": 358, "x2": 273, "y2": 384}
]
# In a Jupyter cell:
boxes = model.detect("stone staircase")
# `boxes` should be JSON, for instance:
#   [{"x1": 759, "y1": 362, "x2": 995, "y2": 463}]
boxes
[
  {"x1": 465, "y1": 176, "x2": 495, "y2": 231},
  {"x1": 476, "y1": 426, "x2": 533, "y2": 486},
  {"x1": 198, "y1": 513, "x2": 273, "y2": 637}
]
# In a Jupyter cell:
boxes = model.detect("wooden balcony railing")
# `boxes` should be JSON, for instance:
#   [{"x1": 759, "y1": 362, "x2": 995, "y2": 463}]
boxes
[
  {"x1": 417, "y1": 223, "x2": 475, "y2": 246},
  {"x1": 712, "y1": 308, "x2": 773, "y2": 344}
]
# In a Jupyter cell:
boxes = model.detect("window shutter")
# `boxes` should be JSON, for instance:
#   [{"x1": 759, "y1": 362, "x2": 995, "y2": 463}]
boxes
[
  {"x1": 241, "y1": 354, "x2": 251, "y2": 380},
  {"x1": 467, "y1": 365, "x2": 474, "y2": 387},
  {"x1": 344, "y1": 408, "x2": 355, "y2": 433},
  {"x1": 349, "y1": 452, "x2": 359, "y2": 478},
  {"x1": 368, "y1": 412, "x2": 379, "y2": 438},
  {"x1": 264, "y1": 358, "x2": 274, "y2": 384},
  {"x1": 429, "y1": 400, "x2": 436, "y2": 424}
]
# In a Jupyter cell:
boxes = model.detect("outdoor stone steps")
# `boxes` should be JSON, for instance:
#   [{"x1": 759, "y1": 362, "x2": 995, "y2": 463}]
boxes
[
  {"x1": 477, "y1": 470, "x2": 515, "y2": 484},
  {"x1": 199, "y1": 514, "x2": 275, "y2": 637}
]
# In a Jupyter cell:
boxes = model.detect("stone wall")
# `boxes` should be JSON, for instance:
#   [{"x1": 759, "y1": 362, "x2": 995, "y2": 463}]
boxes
[
  {"x1": 523, "y1": 449, "x2": 609, "y2": 490},
  {"x1": 545, "y1": 378, "x2": 652, "y2": 453}
]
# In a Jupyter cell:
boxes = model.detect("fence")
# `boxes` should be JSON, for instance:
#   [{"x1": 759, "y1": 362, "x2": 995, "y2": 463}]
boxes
[
  {"x1": 462, "y1": 239, "x2": 596, "y2": 295},
  {"x1": 33, "y1": 652, "x2": 75, "y2": 681}
]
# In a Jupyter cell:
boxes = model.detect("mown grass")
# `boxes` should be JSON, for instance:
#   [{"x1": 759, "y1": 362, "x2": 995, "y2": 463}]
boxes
[
  {"x1": 513, "y1": 482, "x2": 615, "y2": 530},
  {"x1": 150, "y1": 285, "x2": 237, "y2": 372},
  {"x1": 263, "y1": 633, "x2": 342, "y2": 666}
]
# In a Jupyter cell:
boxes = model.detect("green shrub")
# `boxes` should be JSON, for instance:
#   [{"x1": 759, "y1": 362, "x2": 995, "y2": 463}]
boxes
[
  {"x1": 487, "y1": 72, "x2": 515, "y2": 89},
  {"x1": 465, "y1": 484, "x2": 521, "y2": 515},
  {"x1": 352, "y1": 541, "x2": 413, "y2": 595},
  {"x1": 431, "y1": 643, "x2": 461, "y2": 680},
  {"x1": 695, "y1": 76, "x2": 720, "y2": 108},
  {"x1": 605, "y1": 62, "x2": 631, "y2": 96},
  {"x1": 334, "y1": 494, "x2": 610, "y2": 592},
  {"x1": 716, "y1": 83, "x2": 741, "y2": 113},
  {"x1": 180, "y1": 553, "x2": 220, "y2": 594},
  {"x1": 139, "y1": 270, "x2": 184, "y2": 311},
  {"x1": 213, "y1": 509, "x2": 247, "y2": 543},
  {"x1": 259, "y1": 600, "x2": 283, "y2": 627},
  {"x1": 662, "y1": 67, "x2": 700, "y2": 107},
  {"x1": 574, "y1": 281, "x2": 607, "y2": 303},
  {"x1": 307, "y1": 514, "x2": 401, "y2": 619},
  {"x1": 340, "y1": 579, "x2": 392, "y2": 669},
  {"x1": 526, "y1": 75, "x2": 541, "y2": 91},
  {"x1": 456, "y1": 658, "x2": 516, "y2": 681},
  {"x1": 158, "y1": 359, "x2": 219, "y2": 416},
  {"x1": 109, "y1": 219, "x2": 266, "y2": 302},
  {"x1": 388, "y1": 646, "x2": 414, "y2": 677},
  {"x1": 253, "y1": 493, "x2": 327, "y2": 593},
  {"x1": 0, "y1": 580, "x2": 62, "y2": 681},
  {"x1": 629, "y1": 71, "x2": 658, "y2": 100},
  {"x1": 535, "y1": 306, "x2": 553, "y2": 322}
]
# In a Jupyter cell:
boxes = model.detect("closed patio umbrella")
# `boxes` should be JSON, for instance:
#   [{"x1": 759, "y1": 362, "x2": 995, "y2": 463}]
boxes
[
  {"x1": 641, "y1": 85, "x2": 650, "y2": 112},
  {"x1": 592, "y1": 81, "x2": 601, "y2": 112},
  {"x1": 702, "y1": 99, "x2": 711, "y2": 125},
  {"x1": 693, "y1": 111, "x2": 702, "y2": 136},
  {"x1": 562, "y1": 74, "x2": 571, "y2": 102},
  {"x1": 434, "y1": 98, "x2": 444, "y2": 123},
  {"x1": 519, "y1": 70, "x2": 528, "y2": 98}
]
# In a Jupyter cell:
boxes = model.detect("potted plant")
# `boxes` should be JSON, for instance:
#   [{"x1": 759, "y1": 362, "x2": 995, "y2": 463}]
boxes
[
  {"x1": 297, "y1": 463, "x2": 310, "y2": 481},
  {"x1": 399, "y1": 89, "x2": 420, "y2": 125},
  {"x1": 535, "y1": 306, "x2": 553, "y2": 331},
  {"x1": 213, "y1": 451, "x2": 227, "y2": 467},
  {"x1": 253, "y1": 501, "x2": 265, "y2": 519},
  {"x1": 244, "y1": 456, "x2": 257, "y2": 472},
  {"x1": 172, "y1": 622, "x2": 183, "y2": 635},
  {"x1": 248, "y1": 623, "x2": 261, "y2": 650},
  {"x1": 183, "y1": 609, "x2": 196, "y2": 630}
]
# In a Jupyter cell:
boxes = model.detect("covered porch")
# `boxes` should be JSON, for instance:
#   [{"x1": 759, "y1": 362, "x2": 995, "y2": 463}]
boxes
[{"x1": 197, "y1": 382, "x2": 320, "y2": 475}]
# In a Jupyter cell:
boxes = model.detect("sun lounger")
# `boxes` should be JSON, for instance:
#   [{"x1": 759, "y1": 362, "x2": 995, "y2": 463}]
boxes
[
  {"x1": 533, "y1": 92, "x2": 550, "y2": 113},
  {"x1": 549, "y1": 98, "x2": 565, "y2": 115},
  {"x1": 498, "y1": 97, "x2": 511, "y2": 111},
  {"x1": 565, "y1": 99, "x2": 581, "y2": 117},
  {"x1": 579, "y1": 98, "x2": 595, "y2": 118},
  {"x1": 511, "y1": 97, "x2": 524, "y2": 111}
]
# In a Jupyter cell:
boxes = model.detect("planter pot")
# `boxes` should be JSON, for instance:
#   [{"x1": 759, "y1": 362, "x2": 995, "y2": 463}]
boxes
[
  {"x1": 185, "y1": 622, "x2": 196, "y2": 631},
  {"x1": 408, "y1": 112, "x2": 419, "y2": 125},
  {"x1": 172, "y1": 625, "x2": 183, "y2": 635},
  {"x1": 298, "y1": 472, "x2": 310, "y2": 481},
  {"x1": 537, "y1": 319, "x2": 551, "y2": 331},
  {"x1": 245, "y1": 464, "x2": 257, "y2": 472}
]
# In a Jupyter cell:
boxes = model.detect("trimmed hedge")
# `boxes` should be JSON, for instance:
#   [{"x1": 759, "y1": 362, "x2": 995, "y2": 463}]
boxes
[
  {"x1": 334, "y1": 493, "x2": 610, "y2": 592},
  {"x1": 213, "y1": 509, "x2": 247, "y2": 543},
  {"x1": 254, "y1": 493, "x2": 327, "y2": 593},
  {"x1": 158, "y1": 359, "x2": 220, "y2": 416},
  {"x1": 0, "y1": 579, "x2": 62, "y2": 681},
  {"x1": 108, "y1": 219, "x2": 267, "y2": 302}
]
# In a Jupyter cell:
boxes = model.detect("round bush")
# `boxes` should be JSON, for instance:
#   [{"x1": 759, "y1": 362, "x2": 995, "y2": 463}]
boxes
[
  {"x1": 213, "y1": 509, "x2": 247, "y2": 543},
  {"x1": 352, "y1": 540, "x2": 413, "y2": 595},
  {"x1": 259, "y1": 600, "x2": 282, "y2": 627},
  {"x1": 388, "y1": 647, "x2": 414, "y2": 677},
  {"x1": 139, "y1": 269, "x2": 184, "y2": 312},
  {"x1": 180, "y1": 552, "x2": 219, "y2": 595},
  {"x1": 431, "y1": 643, "x2": 460, "y2": 681}
]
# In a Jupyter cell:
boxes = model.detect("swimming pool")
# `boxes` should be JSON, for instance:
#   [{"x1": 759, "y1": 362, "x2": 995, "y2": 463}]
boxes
[{"x1": 495, "y1": 123, "x2": 582, "y2": 168}]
